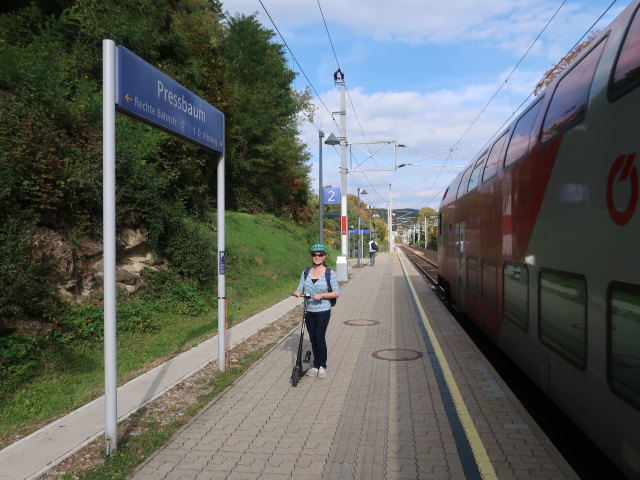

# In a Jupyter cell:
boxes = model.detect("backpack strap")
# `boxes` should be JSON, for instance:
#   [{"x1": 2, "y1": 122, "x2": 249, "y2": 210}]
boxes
[{"x1": 302, "y1": 267, "x2": 311, "y2": 294}]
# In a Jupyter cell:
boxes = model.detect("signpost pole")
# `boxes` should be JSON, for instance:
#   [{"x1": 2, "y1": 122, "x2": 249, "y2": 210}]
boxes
[
  {"x1": 102, "y1": 39, "x2": 118, "y2": 456},
  {"x1": 217, "y1": 149, "x2": 226, "y2": 372}
]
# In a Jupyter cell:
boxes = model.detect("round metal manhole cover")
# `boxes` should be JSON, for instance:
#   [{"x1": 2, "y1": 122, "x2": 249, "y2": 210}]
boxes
[
  {"x1": 372, "y1": 349, "x2": 423, "y2": 361},
  {"x1": 343, "y1": 319, "x2": 380, "y2": 326}
]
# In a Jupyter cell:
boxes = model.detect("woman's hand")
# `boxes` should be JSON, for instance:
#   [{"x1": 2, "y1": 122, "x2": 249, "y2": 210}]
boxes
[
  {"x1": 313, "y1": 293, "x2": 324, "y2": 301},
  {"x1": 293, "y1": 290, "x2": 302, "y2": 297}
]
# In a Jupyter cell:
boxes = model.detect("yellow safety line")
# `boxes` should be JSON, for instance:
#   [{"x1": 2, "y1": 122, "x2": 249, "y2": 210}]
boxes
[{"x1": 399, "y1": 254, "x2": 498, "y2": 480}]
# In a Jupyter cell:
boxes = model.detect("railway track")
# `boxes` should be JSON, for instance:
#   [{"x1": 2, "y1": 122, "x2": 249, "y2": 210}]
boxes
[{"x1": 398, "y1": 244, "x2": 440, "y2": 290}]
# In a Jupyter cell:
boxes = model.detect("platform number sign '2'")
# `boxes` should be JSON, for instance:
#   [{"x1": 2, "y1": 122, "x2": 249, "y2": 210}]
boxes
[
  {"x1": 607, "y1": 153, "x2": 638, "y2": 226},
  {"x1": 323, "y1": 187, "x2": 340, "y2": 205}
]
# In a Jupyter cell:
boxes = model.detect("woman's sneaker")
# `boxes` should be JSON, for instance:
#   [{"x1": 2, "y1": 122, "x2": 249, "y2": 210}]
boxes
[
  {"x1": 307, "y1": 367, "x2": 318, "y2": 377},
  {"x1": 318, "y1": 367, "x2": 326, "y2": 379}
]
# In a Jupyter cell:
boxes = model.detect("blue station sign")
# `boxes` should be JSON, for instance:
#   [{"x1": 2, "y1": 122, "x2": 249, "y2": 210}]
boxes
[{"x1": 116, "y1": 46, "x2": 224, "y2": 153}]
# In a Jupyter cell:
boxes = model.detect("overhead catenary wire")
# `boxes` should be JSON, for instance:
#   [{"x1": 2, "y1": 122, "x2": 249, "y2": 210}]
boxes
[
  {"x1": 258, "y1": 0, "x2": 385, "y2": 205},
  {"x1": 314, "y1": 0, "x2": 390, "y2": 206},
  {"x1": 318, "y1": 0, "x2": 392, "y2": 194},
  {"x1": 450, "y1": 0, "x2": 568, "y2": 152},
  {"x1": 461, "y1": 0, "x2": 620, "y2": 163},
  {"x1": 423, "y1": 0, "x2": 620, "y2": 209},
  {"x1": 316, "y1": 0, "x2": 341, "y2": 69},
  {"x1": 256, "y1": 0, "x2": 338, "y2": 129}
]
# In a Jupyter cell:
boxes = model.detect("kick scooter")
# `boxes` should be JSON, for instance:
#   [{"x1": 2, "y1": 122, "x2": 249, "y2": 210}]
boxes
[{"x1": 291, "y1": 294, "x2": 312, "y2": 387}]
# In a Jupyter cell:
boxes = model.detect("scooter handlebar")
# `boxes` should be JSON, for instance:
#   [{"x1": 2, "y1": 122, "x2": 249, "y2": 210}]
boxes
[{"x1": 292, "y1": 293, "x2": 312, "y2": 299}]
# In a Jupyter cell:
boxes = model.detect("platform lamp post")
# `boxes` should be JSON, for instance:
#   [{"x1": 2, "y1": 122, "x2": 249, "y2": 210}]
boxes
[{"x1": 357, "y1": 188, "x2": 367, "y2": 267}]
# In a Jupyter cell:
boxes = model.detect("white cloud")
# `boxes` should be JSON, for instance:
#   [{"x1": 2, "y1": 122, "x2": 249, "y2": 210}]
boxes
[{"x1": 224, "y1": 0, "x2": 629, "y2": 57}]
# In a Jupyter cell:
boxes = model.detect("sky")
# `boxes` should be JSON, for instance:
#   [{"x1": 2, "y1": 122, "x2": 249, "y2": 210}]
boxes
[{"x1": 222, "y1": 0, "x2": 633, "y2": 210}]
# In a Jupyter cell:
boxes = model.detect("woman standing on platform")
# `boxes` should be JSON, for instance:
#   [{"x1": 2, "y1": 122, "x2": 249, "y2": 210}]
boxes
[{"x1": 293, "y1": 244, "x2": 339, "y2": 379}]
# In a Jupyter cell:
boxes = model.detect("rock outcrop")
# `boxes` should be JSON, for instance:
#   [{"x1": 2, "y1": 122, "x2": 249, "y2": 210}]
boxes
[{"x1": 32, "y1": 227, "x2": 161, "y2": 303}]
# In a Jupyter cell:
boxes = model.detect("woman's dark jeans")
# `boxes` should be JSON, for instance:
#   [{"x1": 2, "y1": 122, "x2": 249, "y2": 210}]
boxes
[{"x1": 305, "y1": 309, "x2": 331, "y2": 369}]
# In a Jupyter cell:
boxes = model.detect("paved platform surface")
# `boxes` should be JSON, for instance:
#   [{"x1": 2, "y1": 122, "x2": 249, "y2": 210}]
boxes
[{"x1": 130, "y1": 253, "x2": 578, "y2": 480}]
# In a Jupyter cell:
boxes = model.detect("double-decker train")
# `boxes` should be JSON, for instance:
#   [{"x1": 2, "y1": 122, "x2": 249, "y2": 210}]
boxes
[{"x1": 437, "y1": 1, "x2": 640, "y2": 478}]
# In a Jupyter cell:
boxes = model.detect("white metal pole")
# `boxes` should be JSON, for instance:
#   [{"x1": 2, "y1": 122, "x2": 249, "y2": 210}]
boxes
[
  {"x1": 218, "y1": 149, "x2": 226, "y2": 372},
  {"x1": 334, "y1": 77, "x2": 349, "y2": 282},
  {"x1": 388, "y1": 184, "x2": 393, "y2": 252},
  {"x1": 425, "y1": 216, "x2": 428, "y2": 249},
  {"x1": 339, "y1": 79, "x2": 347, "y2": 257},
  {"x1": 357, "y1": 189, "x2": 361, "y2": 267},
  {"x1": 102, "y1": 39, "x2": 118, "y2": 456},
  {"x1": 369, "y1": 206, "x2": 373, "y2": 240},
  {"x1": 319, "y1": 131, "x2": 324, "y2": 244}
]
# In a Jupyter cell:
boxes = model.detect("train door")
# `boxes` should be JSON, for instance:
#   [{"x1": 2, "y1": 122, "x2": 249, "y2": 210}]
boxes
[{"x1": 455, "y1": 220, "x2": 465, "y2": 311}]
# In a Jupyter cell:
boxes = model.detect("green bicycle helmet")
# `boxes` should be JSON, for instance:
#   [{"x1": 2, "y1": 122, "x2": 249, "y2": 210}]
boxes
[{"x1": 309, "y1": 244, "x2": 327, "y2": 254}]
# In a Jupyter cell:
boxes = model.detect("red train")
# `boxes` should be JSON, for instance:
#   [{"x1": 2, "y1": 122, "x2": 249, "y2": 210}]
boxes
[{"x1": 438, "y1": 2, "x2": 640, "y2": 478}]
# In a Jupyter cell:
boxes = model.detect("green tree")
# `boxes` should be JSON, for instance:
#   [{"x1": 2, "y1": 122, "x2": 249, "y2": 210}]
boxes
[
  {"x1": 417, "y1": 207, "x2": 438, "y2": 250},
  {"x1": 222, "y1": 14, "x2": 311, "y2": 221}
]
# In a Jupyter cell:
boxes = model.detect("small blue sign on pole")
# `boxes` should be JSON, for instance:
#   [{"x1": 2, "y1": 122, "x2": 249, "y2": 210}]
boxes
[
  {"x1": 219, "y1": 251, "x2": 226, "y2": 275},
  {"x1": 323, "y1": 187, "x2": 340, "y2": 205},
  {"x1": 116, "y1": 46, "x2": 224, "y2": 153},
  {"x1": 348, "y1": 229, "x2": 371, "y2": 234}
]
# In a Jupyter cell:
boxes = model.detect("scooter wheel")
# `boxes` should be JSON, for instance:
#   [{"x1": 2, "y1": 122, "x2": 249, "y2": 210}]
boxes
[{"x1": 291, "y1": 367, "x2": 300, "y2": 387}]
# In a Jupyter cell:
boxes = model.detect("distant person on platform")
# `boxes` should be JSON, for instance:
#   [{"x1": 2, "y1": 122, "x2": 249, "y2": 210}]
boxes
[{"x1": 368, "y1": 238, "x2": 379, "y2": 266}]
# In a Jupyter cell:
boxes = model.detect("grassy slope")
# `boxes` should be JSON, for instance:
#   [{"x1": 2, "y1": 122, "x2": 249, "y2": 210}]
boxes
[{"x1": 0, "y1": 212, "x2": 331, "y2": 444}]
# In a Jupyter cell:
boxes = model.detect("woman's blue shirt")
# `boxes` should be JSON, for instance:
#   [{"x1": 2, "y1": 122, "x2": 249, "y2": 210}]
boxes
[{"x1": 296, "y1": 268, "x2": 340, "y2": 312}]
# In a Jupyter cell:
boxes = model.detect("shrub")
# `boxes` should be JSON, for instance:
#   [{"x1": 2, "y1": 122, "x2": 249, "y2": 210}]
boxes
[
  {"x1": 117, "y1": 302, "x2": 161, "y2": 333},
  {"x1": 0, "y1": 217, "x2": 61, "y2": 323},
  {"x1": 0, "y1": 333, "x2": 42, "y2": 390},
  {"x1": 140, "y1": 269, "x2": 207, "y2": 316},
  {"x1": 160, "y1": 216, "x2": 216, "y2": 285}
]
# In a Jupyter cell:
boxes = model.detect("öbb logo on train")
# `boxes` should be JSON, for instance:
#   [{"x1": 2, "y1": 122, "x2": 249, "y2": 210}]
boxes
[{"x1": 607, "y1": 152, "x2": 638, "y2": 226}]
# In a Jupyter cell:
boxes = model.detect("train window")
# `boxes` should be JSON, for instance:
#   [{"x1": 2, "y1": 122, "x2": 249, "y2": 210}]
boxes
[
  {"x1": 504, "y1": 99, "x2": 543, "y2": 168},
  {"x1": 504, "y1": 263, "x2": 529, "y2": 330},
  {"x1": 467, "y1": 154, "x2": 487, "y2": 192},
  {"x1": 611, "y1": 5, "x2": 640, "y2": 99},
  {"x1": 482, "y1": 133, "x2": 508, "y2": 183},
  {"x1": 456, "y1": 167, "x2": 474, "y2": 198},
  {"x1": 541, "y1": 40, "x2": 606, "y2": 143},
  {"x1": 481, "y1": 258, "x2": 498, "y2": 308},
  {"x1": 443, "y1": 172, "x2": 464, "y2": 204},
  {"x1": 539, "y1": 271, "x2": 587, "y2": 369},
  {"x1": 608, "y1": 283, "x2": 640, "y2": 409},
  {"x1": 467, "y1": 256, "x2": 479, "y2": 296}
]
